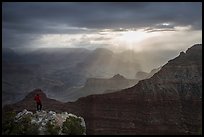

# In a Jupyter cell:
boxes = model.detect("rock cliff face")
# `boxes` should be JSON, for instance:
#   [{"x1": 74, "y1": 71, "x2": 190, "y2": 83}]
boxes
[
  {"x1": 3, "y1": 44, "x2": 202, "y2": 135},
  {"x1": 65, "y1": 44, "x2": 202, "y2": 135}
]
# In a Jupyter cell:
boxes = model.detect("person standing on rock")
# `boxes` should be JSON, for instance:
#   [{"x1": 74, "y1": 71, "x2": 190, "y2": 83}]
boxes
[{"x1": 34, "y1": 94, "x2": 42, "y2": 111}]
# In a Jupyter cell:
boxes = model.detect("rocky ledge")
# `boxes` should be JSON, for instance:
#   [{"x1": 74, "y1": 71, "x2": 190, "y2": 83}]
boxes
[{"x1": 2, "y1": 109, "x2": 86, "y2": 135}]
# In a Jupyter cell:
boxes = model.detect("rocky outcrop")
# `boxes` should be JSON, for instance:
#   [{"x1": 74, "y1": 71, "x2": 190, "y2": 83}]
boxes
[
  {"x1": 3, "y1": 109, "x2": 86, "y2": 135},
  {"x1": 65, "y1": 74, "x2": 138, "y2": 101},
  {"x1": 2, "y1": 89, "x2": 65, "y2": 113}
]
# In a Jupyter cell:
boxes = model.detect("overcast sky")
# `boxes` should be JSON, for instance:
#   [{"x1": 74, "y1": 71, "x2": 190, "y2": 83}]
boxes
[{"x1": 2, "y1": 2, "x2": 202, "y2": 56}]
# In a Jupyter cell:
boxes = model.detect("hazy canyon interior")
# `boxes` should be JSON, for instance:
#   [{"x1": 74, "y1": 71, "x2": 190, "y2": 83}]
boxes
[{"x1": 2, "y1": 47, "x2": 161, "y2": 106}]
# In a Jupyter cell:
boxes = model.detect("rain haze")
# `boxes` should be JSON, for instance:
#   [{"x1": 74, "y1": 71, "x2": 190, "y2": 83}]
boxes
[{"x1": 2, "y1": 2, "x2": 202, "y2": 71}]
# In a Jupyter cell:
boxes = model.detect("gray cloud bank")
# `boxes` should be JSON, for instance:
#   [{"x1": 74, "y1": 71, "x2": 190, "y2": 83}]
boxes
[{"x1": 2, "y1": 2, "x2": 202, "y2": 49}]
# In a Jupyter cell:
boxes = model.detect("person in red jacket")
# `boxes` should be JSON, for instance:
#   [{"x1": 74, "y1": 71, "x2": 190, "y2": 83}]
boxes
[{"x1": 34, "y1": 94, "x2": 42, "y2": 111}]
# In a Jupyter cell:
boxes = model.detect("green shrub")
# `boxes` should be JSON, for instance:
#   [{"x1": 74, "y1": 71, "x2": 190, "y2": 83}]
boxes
[
  {"x1": 62, "y1": 116, "x2": 85, "y2": 135},
  {"x1": 198, "y1": 127, "x2": 202, "y2": 135},
  {"x1": 2, "y1": 111, "x2": 39, "y2": 135},
  {"x1": 2, "y1": 111, "x2": 16, "y2": 135},
  {"x1": 45, "y1": 120, "x2": 61, "y2": 135},
  {"x1": 16, "y1": 114, "x2": 39, "y2": 135},
  {"x1": 2, "y1": 111, "x2": 86, "y2": 135}
]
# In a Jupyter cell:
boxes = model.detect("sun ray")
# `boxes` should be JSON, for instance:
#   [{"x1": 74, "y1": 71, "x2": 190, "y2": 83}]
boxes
[{"x1": 117, "y1": 30, "x2": 148, "y2": 51}]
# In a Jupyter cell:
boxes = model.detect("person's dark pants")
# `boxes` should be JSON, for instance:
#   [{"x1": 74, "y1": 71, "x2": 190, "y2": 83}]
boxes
[{"x1": 37, "y1": 102, "x2": 42, "y2": 111}]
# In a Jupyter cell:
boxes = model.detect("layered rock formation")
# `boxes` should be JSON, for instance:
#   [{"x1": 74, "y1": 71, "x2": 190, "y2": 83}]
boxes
[
  {"x1": 64, "y1": 74, "x2": 138, "y2": 101},
  {"x1": 3, "y1": 44, "x2": 202, "y2": 135},
  {"x1": 67, "y1": 44, "x2": 202, "y2": 135},
  {"x1": 135, "y1": 67, "x2": 161, "y2": 80}
]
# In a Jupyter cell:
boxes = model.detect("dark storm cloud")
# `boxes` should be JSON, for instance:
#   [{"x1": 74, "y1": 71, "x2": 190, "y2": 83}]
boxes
[
  {"x1": 3, "y1": 2, "x2": 202, "y2": 31},
  {"x1": 2, "y1": 2, "x2": 202, "y2": 48}
]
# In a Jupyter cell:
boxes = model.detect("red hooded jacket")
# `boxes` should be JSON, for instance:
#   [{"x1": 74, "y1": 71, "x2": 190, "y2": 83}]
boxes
[{"x1": 34, "y1": 95, "x2": 41, "y2": 103}]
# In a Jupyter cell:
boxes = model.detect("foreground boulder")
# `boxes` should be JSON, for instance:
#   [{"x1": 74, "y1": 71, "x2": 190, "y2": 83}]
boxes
[{"x1": 2, "y1": 109, "x2": 86, "y2": 135}]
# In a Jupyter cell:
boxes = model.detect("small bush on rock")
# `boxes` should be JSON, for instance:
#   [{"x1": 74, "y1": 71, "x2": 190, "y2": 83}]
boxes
[
  {"x1": 45, "y1": 120, "x2": 61, "y2": 135},
  {"x1": 62, "y1": 116, "x2": 85, "y2": 135}
]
